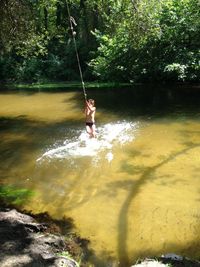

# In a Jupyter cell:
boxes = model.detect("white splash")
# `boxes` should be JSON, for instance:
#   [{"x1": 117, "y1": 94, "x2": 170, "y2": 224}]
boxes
[
  {"x1": 105, "y1": 152, "x2": 113, "y2": 162},
  {"x1": 37, "y1": 121, "x2": 138, "y2": 163}
]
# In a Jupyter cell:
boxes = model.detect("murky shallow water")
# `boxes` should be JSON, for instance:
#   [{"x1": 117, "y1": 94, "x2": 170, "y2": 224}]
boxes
[{"x1": 1, "y1": 86, "x2": 200, "y2": 266}]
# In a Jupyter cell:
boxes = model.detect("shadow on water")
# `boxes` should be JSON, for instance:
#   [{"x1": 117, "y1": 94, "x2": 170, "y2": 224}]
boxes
[
  {"x1": 0, "y1": 113, "x2": 105, "y2": 226},
  {"x1": 0, "y1": 115, "x2": 82, "y2": 159},
  {"x1": 116, "y1": 141, "x2": 200, "y2": 266},
  {"x1": 0, "y1": 114, "x2": 86, "y2": 204},
  {"x1": 1, "y1": 84, "x2": 200, "y2": 121},
  {"x1": 68, "y1": 84, "x2": 200, "y2": 119}
]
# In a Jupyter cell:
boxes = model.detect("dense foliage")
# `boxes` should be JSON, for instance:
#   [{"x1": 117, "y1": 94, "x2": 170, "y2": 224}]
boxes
[{"x1": 0, "y1": 0, "x2": 199, "y2": 83}]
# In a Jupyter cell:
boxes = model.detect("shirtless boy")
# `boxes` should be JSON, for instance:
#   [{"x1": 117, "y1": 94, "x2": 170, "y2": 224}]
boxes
[{"x1": 85, "y1": 99, "x2": 96, "y2": 138}]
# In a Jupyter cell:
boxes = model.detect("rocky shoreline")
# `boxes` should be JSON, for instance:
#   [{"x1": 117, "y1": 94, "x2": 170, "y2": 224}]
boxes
[
  {"x1": 1, "y1": 208, "x2": 200, "y2": 267},
  {"x1": 0, "y1": 208, "x2": 91, "y2": 267}
]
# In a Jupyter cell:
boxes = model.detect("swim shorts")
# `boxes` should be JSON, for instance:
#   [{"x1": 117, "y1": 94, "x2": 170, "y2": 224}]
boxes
[{"x1": 86, "y1": 122, "x2": 94, "y2": 127}]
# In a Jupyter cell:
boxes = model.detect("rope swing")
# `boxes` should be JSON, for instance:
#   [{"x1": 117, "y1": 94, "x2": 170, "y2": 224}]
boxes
[{"x1": 66, "y1": 0, "x2": 87, "y2": 101}]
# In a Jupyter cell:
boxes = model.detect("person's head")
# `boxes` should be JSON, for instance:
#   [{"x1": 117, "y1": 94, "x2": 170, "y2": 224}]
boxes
[{"x1": 88, "y1": 99, "x2": 95, "y2": 106}]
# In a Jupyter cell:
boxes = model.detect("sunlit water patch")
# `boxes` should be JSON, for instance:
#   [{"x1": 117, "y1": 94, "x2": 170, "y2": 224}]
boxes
[{"x1": 37, "y1": 121, "x2": 138, "y2": 163}]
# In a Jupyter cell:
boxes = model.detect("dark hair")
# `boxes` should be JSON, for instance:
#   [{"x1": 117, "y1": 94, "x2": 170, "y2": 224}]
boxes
[{"x1": 88, "y1": 99, "x2": 95, "y2": 105}]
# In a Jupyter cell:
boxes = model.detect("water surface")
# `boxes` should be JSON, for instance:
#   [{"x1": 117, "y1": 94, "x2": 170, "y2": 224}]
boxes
[{"x1": 1, "y1": 85, "x2": 200, "y2": 266}]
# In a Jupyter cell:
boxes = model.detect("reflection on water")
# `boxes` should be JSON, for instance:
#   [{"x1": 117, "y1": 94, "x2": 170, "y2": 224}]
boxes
[{"x1": 1, "y1": 86, "x2": 200, "y2": 266}]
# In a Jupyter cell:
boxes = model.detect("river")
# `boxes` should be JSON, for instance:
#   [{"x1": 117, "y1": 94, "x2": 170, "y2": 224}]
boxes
[{"x1": 1, "y1": 84, "x2": 200, "y2": 266}]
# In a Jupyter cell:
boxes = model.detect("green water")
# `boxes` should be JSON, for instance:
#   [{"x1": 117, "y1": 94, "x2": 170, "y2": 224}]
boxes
[{"x1": 1, "y1": 85, "x2": 200, "y2": 266}]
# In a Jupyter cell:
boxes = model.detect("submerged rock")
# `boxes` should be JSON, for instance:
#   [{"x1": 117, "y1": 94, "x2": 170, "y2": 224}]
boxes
[{"x1": 0, "y1": 209, "x2": 79, "y2": 267}]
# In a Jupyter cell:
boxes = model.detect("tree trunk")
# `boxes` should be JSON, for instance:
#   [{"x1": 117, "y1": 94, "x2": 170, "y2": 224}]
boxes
[
  {"x1": 44, "y1": 7, "x2": 48, "y2": 30},
  {"x1": 79, "y1": 0, "x2": 89, "y2": 44},
  {"x1": 56, "y1": 1, "x2": 61, "y2": 27}
]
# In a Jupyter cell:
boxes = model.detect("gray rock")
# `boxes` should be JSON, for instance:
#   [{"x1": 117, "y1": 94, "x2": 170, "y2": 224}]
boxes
[{"x1": 0, "y1": 209, "x2": 79, "y2": 267}]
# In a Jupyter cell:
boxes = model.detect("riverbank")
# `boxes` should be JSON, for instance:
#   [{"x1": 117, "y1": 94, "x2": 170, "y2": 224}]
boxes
[
  {"x1": 0, "y1": 81, "x2": 132, "y2": 91},
  {"x1": 0, "y1": 207, "x2": 93, "y2": 267},
  {"x1": 1, "y1": 208, "x2": 200, "y2": 267},
  {"x1": 1, "y1": 81, "x2": 199, "y2": 94}
]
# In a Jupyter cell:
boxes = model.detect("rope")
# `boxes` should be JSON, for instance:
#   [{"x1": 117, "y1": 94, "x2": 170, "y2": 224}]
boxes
[{"x1": 66, "y1": 0, "x2": 87, "y2": 101}]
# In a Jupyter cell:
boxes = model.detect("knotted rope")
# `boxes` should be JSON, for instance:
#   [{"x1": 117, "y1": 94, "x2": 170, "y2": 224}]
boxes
[{"x1": 66, "y1": 0, "x2": 87, "y2": 100}]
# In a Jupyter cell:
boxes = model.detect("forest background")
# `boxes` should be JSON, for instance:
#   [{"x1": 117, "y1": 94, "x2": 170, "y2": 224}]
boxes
[{"x1": 0, "y1": 0, "x2": 199, "y2": 84}]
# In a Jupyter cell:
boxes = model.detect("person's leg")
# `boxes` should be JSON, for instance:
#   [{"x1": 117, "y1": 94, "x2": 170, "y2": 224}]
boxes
[
  {"x1": 91, "y1": 124, "x2": 96, "y2": 138},
  {"x1": 86, "y1": 125, "x2": 92, "y2": 137}
]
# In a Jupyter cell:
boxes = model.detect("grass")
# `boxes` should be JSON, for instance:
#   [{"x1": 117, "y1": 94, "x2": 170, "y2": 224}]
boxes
[{"x1": 0, "y1": 185, "x2": 34, "y2": 206}]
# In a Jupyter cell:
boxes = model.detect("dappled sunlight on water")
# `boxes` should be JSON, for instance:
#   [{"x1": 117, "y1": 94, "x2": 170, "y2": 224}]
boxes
[{"x1": 1, "y1": 89, "x2": 200, "y2": 266}]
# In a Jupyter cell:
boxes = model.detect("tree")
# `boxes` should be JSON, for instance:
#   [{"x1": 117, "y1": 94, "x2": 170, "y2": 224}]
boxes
[
  {"x1": 0, "y1": 0, "x2": 199, "y2": 83},
  {"x1": 0, "y1": 0, "x2": 35, "y2": 54},
  {"x1": 89, "y1": 0, "x2": 200, "y2": 82}
]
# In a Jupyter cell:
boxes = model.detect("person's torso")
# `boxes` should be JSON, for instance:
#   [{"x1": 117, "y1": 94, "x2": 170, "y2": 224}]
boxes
[{"x1": 85, "y1": 108, "x2": 95, "y2": 122}]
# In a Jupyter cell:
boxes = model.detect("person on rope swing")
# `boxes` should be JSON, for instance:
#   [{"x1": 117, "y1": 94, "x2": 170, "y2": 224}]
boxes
[{"x1": 85, "y1": 98, "x2": 96, "y2": 138}]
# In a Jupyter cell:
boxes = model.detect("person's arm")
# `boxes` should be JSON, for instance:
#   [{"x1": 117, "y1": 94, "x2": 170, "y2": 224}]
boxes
[{"x1": 85, "y1": 100, "x2": 95, "y2": 111}]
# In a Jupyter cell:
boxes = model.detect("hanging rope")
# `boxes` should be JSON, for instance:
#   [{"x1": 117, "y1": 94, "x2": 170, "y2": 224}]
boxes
[{"x1": 66, "y1": 0, "x2": 87, "y2": 101}]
